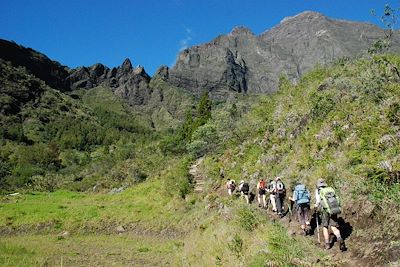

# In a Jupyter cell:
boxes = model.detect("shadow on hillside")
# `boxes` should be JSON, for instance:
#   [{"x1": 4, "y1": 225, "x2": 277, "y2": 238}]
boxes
[
  {"x1": 309, "y1": 213, "x2": 353, "y2": 241},
  {"x1": 338, "y1": 217, "x2": 353, "y2": 240}
]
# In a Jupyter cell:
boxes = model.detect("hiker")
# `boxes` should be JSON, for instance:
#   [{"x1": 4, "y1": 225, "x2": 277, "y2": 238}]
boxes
[
  {"x1": 289, "y1": 182, "x2": 311, "y2": 235},
  {"x1": 274, "y1": 177, "x2": 286, "y2": 217},
  {"x1": 226, "y1": 178, "x2": 236, "y2": 196},
  {"x1": 238, "y1": 180, "x2": 250, "y2": 204},
  {"x1": 267, "y1": 179, "x2": 277, "y2": 212},
  {"x1": 315, "y1": 178, "x2": 346, "y2": 251},
  {"x1": 257, "y1": 178, "x2": 267, "y2": 208}
]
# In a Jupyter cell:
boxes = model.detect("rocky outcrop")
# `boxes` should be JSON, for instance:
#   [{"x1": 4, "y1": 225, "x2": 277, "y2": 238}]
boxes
[
  {"x1": 0, "y1": 39, "x2": 153, "y2": 106},
  {"x1": 154, "y1": 65, "x2": 169, "y2": 81},
  {"x1": 66, "y1": 58, "x2": 152, "y2": 105},
  {"x1": 168, "y1": 11, "x2": 400, "y2": 96}
]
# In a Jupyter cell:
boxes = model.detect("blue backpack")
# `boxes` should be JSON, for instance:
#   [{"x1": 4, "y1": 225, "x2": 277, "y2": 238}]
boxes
[{"x1": 294, "y1": 184, "x2": 310, "y2": 205}]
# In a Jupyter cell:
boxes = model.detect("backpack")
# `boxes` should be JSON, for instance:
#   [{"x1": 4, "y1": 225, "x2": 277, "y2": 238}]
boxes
[
  {"x1": 268, "y1": 181, "x2": 275, "y2": 191},
  {"x1": 319, "y1": 187, "x2": 341, "y2": 215},
  {"x1": 259, "y1": 180, "x2": 266, "y2": 189},
  {"x1": 276, "y1": 180, "x2": 285, "y2": 193},
  {"x1": 294, "y1": 184, "x2": 310, "y2": 205},
  {"x1": 228, "y1": 181, "x2": 236, "y2": 190},
  {"x1": 241, "y1": 183, "x2": 249, "y2": 192}
]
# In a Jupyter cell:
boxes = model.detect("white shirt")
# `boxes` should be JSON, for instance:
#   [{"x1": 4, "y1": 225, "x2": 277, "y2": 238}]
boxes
[{"x1": 315, "y1": 188, "x2": 321, "y2": 207}]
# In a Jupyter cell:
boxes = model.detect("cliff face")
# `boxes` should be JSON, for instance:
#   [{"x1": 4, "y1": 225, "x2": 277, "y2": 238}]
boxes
[
  {"x1": 0, "y1": 39, "x2": 153, "y2": 106},
  {"x1": 2, "y1": 11, "x2": 400, "y2": 102},
  {"x1": 168, "y1": 11, "x2": 400, "y2": 96},
  {"x1": 66, "y1": 58, "x2": 152, "y2": 105}
]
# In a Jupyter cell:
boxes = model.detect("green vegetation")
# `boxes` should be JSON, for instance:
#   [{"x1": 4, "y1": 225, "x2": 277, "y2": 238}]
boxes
[
  {"x1": 0, "y1": 60, "x2": 168, "y2": 192},
  {"x1": 1, "y1": 51, "x2": 400, "y2": 266}
]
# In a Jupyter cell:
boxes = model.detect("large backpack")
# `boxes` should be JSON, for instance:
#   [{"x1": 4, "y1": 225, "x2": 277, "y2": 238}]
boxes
[
  {"x1": 276, "y1": 180, "x2": 285, "y2": 194},
  {"x1": 268, "y1": 181, "x2": 276, "y2": 191},
  {"x1": 241, "y1": 183, "x2": 249, "y2": 192},
  {"x1": 294, "y1": 184, "x2": 310, "y2": 205},
  {"x1": 319, "y1": 187, "x2": 341, "y2": 215},
  {"x1": 259, "y1": 180, "x2": 266, "y2": 189}
]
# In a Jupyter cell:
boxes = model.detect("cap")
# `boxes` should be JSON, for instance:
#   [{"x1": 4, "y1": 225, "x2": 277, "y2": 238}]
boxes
[
  {"x1": 240, "y1": 180, "x2": 244, "y2": 184},
  {"x1": 275, "y1": 176, "x2": 281, "y2": 181}
]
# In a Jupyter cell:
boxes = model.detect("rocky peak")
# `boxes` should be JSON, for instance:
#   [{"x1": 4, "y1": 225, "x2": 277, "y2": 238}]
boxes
[
  {"x1": 90, "y1": 63, "x2": 106, "y2": 77},
  {"x1": 228, "y1": 26, "x2": 254, "y2": 36},
  {"x1": 154, "y1": 65, "x2": 169, "y2": 80},
  {"x1": 167, "y1": 11, "x2": 400, "y2": 97},
  {"x1": 279, "y1": 11, "x2": 327, "y2": 24},
  {"x1": 133, "y1": 65, "x2": 147, "y2": 76},
  {"x1": 121, "y1": 58, "x2": 133, "y2": 73}
]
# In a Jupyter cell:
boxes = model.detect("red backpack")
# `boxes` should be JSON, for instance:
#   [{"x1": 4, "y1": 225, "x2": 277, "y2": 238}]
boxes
[{"x1": 259, "y1": 180, "x2": 266, "y2": 189}]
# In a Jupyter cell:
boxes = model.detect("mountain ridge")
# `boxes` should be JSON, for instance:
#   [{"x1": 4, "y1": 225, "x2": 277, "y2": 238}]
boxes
[
  {"x1": 1, "y1": 11, "x2": 399, "y2": 102},
  {"x1": 168, "y1": 11, "x2": 400, "y2": 96}
]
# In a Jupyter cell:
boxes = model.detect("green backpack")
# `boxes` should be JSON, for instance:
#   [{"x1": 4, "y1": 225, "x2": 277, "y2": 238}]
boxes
[{"x1": 319, "y1": 187, "x2": 341, "y2": 215}]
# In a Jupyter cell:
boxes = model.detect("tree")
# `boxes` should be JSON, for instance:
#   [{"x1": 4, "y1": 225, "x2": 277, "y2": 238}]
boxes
[{"x1": 369, "y1": 4, "x2": 398, "y2": 54}]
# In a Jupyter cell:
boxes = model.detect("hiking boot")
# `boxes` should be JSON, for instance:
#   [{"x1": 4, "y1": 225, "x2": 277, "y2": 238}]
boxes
[{"x1": 338, "y1": 239, "x2": 347, "y2": 251}]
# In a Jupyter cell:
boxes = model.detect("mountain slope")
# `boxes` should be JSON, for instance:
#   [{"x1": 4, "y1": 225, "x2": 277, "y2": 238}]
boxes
[
  {"x1": 194, "y1": 53, "x2": 400, "y2": 266},
  {"x1": 1, "y1": 50, "x2": 399, "y2": 267},
  {"x1": 0, "y1": 39, "x2": 70, "y2": 91},
  {"x1": 168, "y1": 11, "x2": 400, "y2": 96}
]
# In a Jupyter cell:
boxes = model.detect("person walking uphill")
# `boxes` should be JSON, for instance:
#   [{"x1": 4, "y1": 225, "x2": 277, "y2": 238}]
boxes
[
  {"x1": 268, "y1": 179, "x2": 277, "y2": 212},
  {"x1": 238, "y1": 180, "x2": 250, "y2": 204},
  {"x1": 226, "y1": 178, "x2": 236, "y2": 196},
  {"x1": 274, "y1": 177, "x2": 286, "y2": 217},
  {"x1": 289, "y1": 183, "x2": 311, "y2": 235},
  {"x1": 257, "y1": 178, "x2": 267, "y2": 208},
  {"x1": 315, "y1": 179, "x2": 346, "y2": 251}
]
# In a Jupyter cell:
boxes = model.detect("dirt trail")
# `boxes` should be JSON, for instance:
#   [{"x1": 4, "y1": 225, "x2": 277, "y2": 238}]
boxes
[
  {"x1": 189, "y1": 157, "x2": 204, "y2": 193},
  {"x1": 188, "y1": 160, "x2": 365, "y2": 266}
]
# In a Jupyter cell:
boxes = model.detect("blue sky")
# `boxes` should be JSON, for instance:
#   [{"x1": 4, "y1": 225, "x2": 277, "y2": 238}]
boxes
[{"x1": 1, "y1": 0, "x2": 398, "y2": 75}]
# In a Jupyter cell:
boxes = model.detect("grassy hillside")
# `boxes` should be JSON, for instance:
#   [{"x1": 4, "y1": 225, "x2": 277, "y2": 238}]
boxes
[
  {"x1": 1, "y1": 54, "x2": 400, "y2": 266},
  {"x1": 196, "y1": 54, "x2": 400, "y2": 265}
]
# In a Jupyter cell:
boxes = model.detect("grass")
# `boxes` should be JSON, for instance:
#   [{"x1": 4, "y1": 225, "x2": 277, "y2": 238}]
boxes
[
  {"x1": 0, "y1": 233, "x2": 181, "y2": 267},
  {"x1": 0, "y1": 183, "x2": 187, "y2": 233}
]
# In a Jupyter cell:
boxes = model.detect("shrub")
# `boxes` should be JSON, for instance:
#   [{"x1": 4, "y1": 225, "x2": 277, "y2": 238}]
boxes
[
  {"x1": 187, "y1": 123, "x2": 219, "y2": 157},
  {"x1": 228, "y1": 234, "x2": 243, "y2": 259},
  {"x1": 236, "y1": 206, "x2": 259, "y2": 231}
]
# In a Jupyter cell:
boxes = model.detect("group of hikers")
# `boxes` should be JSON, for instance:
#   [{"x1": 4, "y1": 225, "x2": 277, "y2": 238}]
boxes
[{"x1": 225, "y1": 177, "x2": 346, "y2": 251}]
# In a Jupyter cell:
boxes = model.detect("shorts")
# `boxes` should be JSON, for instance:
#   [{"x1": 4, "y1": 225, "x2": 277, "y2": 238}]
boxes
[
  {"x1": 258, "y1": 188, "x2": 266, "y2": 195},
  {"x1": 321, "y1": 211, "x2": 339, "y2": 228}
]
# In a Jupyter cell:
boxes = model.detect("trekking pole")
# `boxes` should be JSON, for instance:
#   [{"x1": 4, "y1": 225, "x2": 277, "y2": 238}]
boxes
[
  {"x1": 267, "y1": 198, "x2": 271, "y2": 212},
  {"x1": 315, "y1": 210, "x2": 320, "y2": 244},
  {"x1": 287, "y1": 202, "x2": 293, "y2": 222}
]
